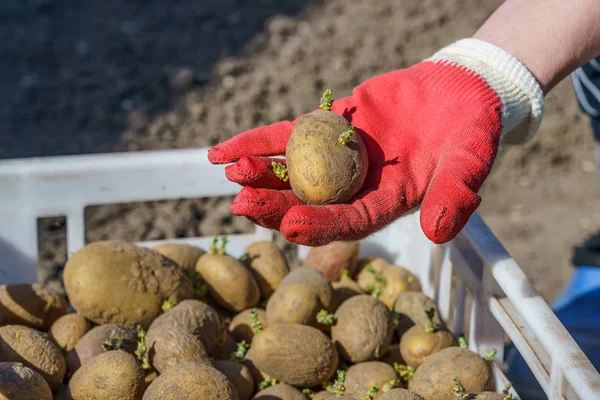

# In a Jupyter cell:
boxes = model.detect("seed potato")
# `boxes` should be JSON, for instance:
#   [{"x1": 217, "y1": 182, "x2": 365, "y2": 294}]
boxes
[
  {"x1": 49, "y1": 313, "x2": 94, "y2": 353},
  {"x1": 0, "y1": 362, "x2": 52, "y2": 400},
  {"x1": 152, "y1": 243, "x2": 205, "y2": 271},
  {"x1": 242, "y1": 241, "x2": 290, "y2": 299},
  {"x1": 304, "y1": 241, "x2": 360, "y2": 282},
  {"x1": 251, "y1": 383, "x2": 307, "y2": 400},
  {"x1": 0, "y1": 283, "x2": 68, "y2": 331},
  {"x1": 146, "y1": 325, "x2": 211, "y2": 374},
  {"x1": 229, "y1": 308, "x2": 268, "y2": 344},
  {"x1": 379, "y1": 267, "x2": 421, "y2": 310},
  {"x1": 214, "y1": 360, "x2": 255, "y2": 400},
  {"x1": 344, "y1": 361, "x2": 398, "y2": 400}
]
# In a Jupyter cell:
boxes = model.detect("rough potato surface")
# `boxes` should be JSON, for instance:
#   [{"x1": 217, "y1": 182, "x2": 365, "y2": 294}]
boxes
[
  {"x1": 243, "y1": 241, "x2": 290, "y2": 299},
  {"x1": 148, "y1": 299, "x2": 221, "y2": 355},
  {"x1": 0, "y1": 283, "x2": 68, "y2": 330},
  {"x1": 0, "y1": 325, "x2": 66, "y2": 391},
  {"x1": 248, "y1": 323, "x2": 338, "y2": 387},
  {"x1": 331, "y1": 295, "x2": 394, "y2": 363},
  {"x1": 49, "y1": 313, "x2": 93, "y2": 353},
  {"x1": 251, "y1": 383, "x2": 307, "y2": 399},
  {"x1": 146, "y1": 325, "x2": 211, "y2": 373},
  {"x1": 286, "y1": 110, "x2": 368, "y2": 205},
  {"x1": 69, "y1": 350, "x2": 145, "y2": 400},
  {"x1": 379, "y1": 388, "x2": 425, "y2": 400},
  {"x1": 408, "y1": 347, "x2": 494, "y2": 400},
  {"x1": 0, "y1": 362, "x2": 52, "y2": 400},
  {"x1": 142, "y1": 362, "x2": 239, "y2": 400},
  {"x1": 152, "y1": 243, "x2": 206, "y2": 271},
  {"x1": 214, "y1": 360, "x2": 255, "y2": 400},
  {"x1": 344, "y1": 361, "x2": 398, "y2": 400},
  {"x1": 63, "y1": 241, "x2": 194, "y2": 328}
]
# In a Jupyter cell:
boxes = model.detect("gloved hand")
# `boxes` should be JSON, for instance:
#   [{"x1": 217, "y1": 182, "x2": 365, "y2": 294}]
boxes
[{"x1": 208, "y1": 38, "x2": 544, "y2": 246}]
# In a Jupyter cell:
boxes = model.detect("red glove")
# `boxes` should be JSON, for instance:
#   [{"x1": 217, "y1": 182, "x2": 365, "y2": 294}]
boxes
[{"x1": 208, "y1": 39, "x2": 544, "y2": 246}]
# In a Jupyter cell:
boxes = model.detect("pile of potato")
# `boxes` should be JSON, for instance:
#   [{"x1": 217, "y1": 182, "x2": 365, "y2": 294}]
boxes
[{"x1": 0, "y1": 237, "x2": 513, "y2": 400}]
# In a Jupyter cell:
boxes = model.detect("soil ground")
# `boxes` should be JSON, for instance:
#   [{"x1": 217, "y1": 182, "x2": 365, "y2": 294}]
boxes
[{"x1": 1, "y1": 0, "x2": 600, "y2": 304}]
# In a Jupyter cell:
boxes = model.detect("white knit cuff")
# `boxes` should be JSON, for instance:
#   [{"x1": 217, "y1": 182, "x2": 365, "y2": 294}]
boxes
[{"x1": 426, "y1": 38, "x2": 545, "y2": 145}]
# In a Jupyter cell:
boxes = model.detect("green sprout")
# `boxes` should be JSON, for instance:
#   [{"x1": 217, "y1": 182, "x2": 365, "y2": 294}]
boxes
[
  {"x1": 209, "y1": 236, "x2": 229, "y2": 256},
  {"x1": 425, "y1": 308, "x2": 435, "y2": 334},
  {"x1": 382, "y1": 379, "x2": 402, "y2": 392},
  {"x1": 458, "y1": 333, "x2": 468, "y2": 349},
  {"x1": 319, "y1": 89, "x2": 333, "y2": 111},
  {"x1": 84, "y1": 397, "x2": 96, "y2": 400},
  {"x1": 162, "y1": 300, "x2": 178, "y2": 313},
  {"x1": 302, "y1": 388, "x2": 316, "y2": 398},
  {"x1": 338, "y1": 125, "x2": 355, "y2": 146},
  {"x1": 366, "y1": 263, "x2": 386, "y2": 285},
  {"x1": 340, "y1": 269, "x2": 352, "y2": 281},
  {"x1": 134, "y1": 325, "x2": 151, "y2": 370},
  {"x1": 452, "y1": 378, "x2": 472, "y2": 400},
  {"x1": 394, "y1": 363, "x2": 415, "y2": 382},
  {"x1": 329, "y1": 370, "x2": 346, "y2": 395},
  {"x1": 250, "y1": 308, "x2": 264, "y2": 334},
  {"x1": 362, "y1": 385, "x2": 379, "y2": 400},
  {"x1": 258, "y1": 377, "x2": 278, "y2": 390},
  {"x1": 502, "y1": 382, "x2": 514, "y2": 400},
  {"x1": 367, "y1": 284, "x2": 383, "y2": 299},
  {"x1": 484, "y1": 349, "x2": 497, "y2": 361},
  {"x1": 407, "y1": 275, "x2": 415, "y2": 284},
  {"x1": 44, "y1": 299, "x2": 53, "y2": 313},
  {"x1": 102, "y1": 329, "x2": 124, "y2": 351},
  {"x1": 187, "y1": 270, "x2": 208, "y2": 298},
  {"x1": 230, "y1": 340, "x2": 250, "y2": 362},
  {"x1": 272, "y1": 161, "x2": 289, "y2": 182},
  {"x1": 316, "y1": 309, "x2": 336, "y2": 326},
  {"x1": 258, "y1": 299, "x2": 267, "y2": 309},
  {"x1": 14, "y1": 333, "x2": 20, "y2": 339}
]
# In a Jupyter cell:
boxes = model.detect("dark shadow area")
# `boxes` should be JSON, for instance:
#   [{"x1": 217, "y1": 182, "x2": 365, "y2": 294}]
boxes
[{"x1": 0, "y1": 0, "x2": 310, "y2": 160}]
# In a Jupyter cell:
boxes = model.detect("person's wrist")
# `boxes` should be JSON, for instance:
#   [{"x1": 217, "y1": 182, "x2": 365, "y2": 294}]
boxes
[{"x1": 425, "y1": 38, "x2": 545, "y2": 145}]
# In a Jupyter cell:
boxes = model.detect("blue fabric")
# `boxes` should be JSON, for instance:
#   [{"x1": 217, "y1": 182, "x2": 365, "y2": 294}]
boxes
[{"x1": 505, "y1": 285, "x2": 600, "y2": 399}]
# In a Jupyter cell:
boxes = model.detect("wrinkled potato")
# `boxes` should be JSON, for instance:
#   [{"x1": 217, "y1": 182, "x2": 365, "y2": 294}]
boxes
[
  {"x1": 214, "y1": 360, "x2": 255, "y2": 400},
  {"x1": 152, "y1": 243, "x2": 205, "y2": 271},
  {"x1": 49, "y1": 313, "x2": 94, "y2": 353},
  {"x1": 148, "y1": 299, "x2": 221, "y2": 355},
  {"x1": 379, "y1": 267, "x2": 421, "y2": 310},
  {"x1": 266, "y1": 268, "x2": 334, "y2": 330},
  {"x1": 331, "y1": 295, "x2": 394, "y2": 363},
  {"x1": 332, "y1": 280, "x2": 364, "y2": 309},
  {"x1": 408, "y1": 347, "x2": 494, "y2": 400},
  {"x1": 229, "y1": 308, "x2": 268, "y2": 344},
  {"x1": 146, "y1": 325, "x2": 211, "y2": 374},
  {"x1": 0, "y1": 283, "x2": 68, "y2": 331},
  {"x1": 0, "y1": 362, "x2": 52, "y2": 400},
  {"x1": 247, "y1": 323, "x2": 338, "y2": 387},
  {"x1": 213, "y1": 332, "x2": 239, "y2": 360},
  {"x1": 142, "y1": 362, "x2": 239, "y2": 400},
  {"x1": 286, "y1": 108, "x2": 369, "y2": 205},
  {"x1": 66, "y1": 323, "x2": 138, "y2": 377},
  {"x1": 195, "y1": 251, "x2": 260, "y2": 312},
  {"x1": 304, "y1": 241, "x2": 361, "y2": 282},
  {"x1": 242, "y1": 241, "x2": 290, "y2": 299},
  {"x1": 399, "y1": 322, "x2": 456, "y2": 368},
  {"x1": 379, "y1": 388, "x2": 424, "y2": 400},
  {"x1": 393, "y1": 292, "x2": 443, "y2": 336},
  {"x1": 63, "y1": 241, "x2": 194, "y2": 328},
  {"x1": 0, "y1": 325, "x2": 66, "y2": 391},
  {"x1": 252, "y1": 383, "x2": 307, "y2": 399},
  {"x1": 344, "y1": 361, "x2": 398, "y2": 400},
  {"x1": 69, "y1": 350, "x2": 146, "y2": 400},
  {"x1": 356, "y1": 258, "x2": 390, "y2": 292}
]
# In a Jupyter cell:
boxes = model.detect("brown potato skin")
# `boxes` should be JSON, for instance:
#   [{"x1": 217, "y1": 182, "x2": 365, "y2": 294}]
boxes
[
  {"x1": 393, "y1": 292, "x2": 443, "y2": 337},
  {"x1": 229, "y1": 308, "x2": 268, "y2": 344},
  {"x1": 147, "y1": 299, "x2": 221, "y2": 355},
  {"x1": 313, "y1": 391, "x2": 336, "y2": 400},
  {"x1": 0, "y1": 325, "x2": 66, "y2": 391},
  {"x1": 472, "y1": 393, "x2": 505, "y2": 400},
  {"x1": 266, "y1": 268, "x2": 334, "y2": 330},
  {"x1": 66, "y1": 323, "x2": 138, "y2": 377},
  {"x1": 146, "y1": 325, "x2": 211, "y2": 374},
  {"x1": 214, "y1": 360, "x2": 255, "y2": 400},
  {"x1": 286, "y1": 110, "x2": 369, "y2": 205},
  {"x1": 243, "y1": 241, "x2": 290, "y2": 300},
  {"x1": 251, "y1": 383, "x2": 306, "y2": 400},
  {"x1": 213, "y1": 332, "x2": 239, "y2": 360},
  {"x1": 195, "y1": 253, "x2": 260, "y2": 312},
  {"x1": 379, "y1": 388, "x2": 425, "y2": 400},
  {"x1": 69, "y1": 350, "x2": 146, "y2": 400},
  {"x1": 356, "y1": 258, "x2": 390, "y2": 292},
  {"x1": 331, "y1": 295, "x2": 394, "y2": 364},
  {"x1": 0, "y1": 362, "x2": 52, "y2": 400},
  {"x1": 332, "y1": 280, "x2": 364, "y2": 310},
  {"x1": 304, "y1": 241, "x2": 361, "y2": 282},
  {"x1": 248, "y1": 323, "x2": 338, "y2": 387},
  {"x1": 399, "y1": 325, "x2": 456, "y2": 368},
  {"x1": 379, "y1": 267, "x2": 422, "y2": 310},
  {"x1": 63, "y1": 241, "x2": 194, "y2": 328},
  {"x1": 142, "y1": 362, "x2": 239, "y2": 400},
  {"x1": 408, "y1": 347, "x2": 494, "y2": 400},
  {"x1": 344, "y1": 361, "x2": 398, "y2": 400},
  {"x1": 0, "y1": 283, "x2": 68, "y2": 331},
  {"x1": 49, "y1": 313, "x2": 93, "y2": 353},
  {"x1": 152, "y1": 243, "x2": 206, "y2": 271}
]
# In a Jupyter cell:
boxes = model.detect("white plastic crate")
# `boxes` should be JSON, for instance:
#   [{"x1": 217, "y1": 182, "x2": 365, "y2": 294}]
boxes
[{"x1": 1, "y1": 147, "x2": 600, "y2": 399}]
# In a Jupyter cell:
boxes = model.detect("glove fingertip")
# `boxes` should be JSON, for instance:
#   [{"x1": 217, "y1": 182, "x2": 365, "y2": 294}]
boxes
[
  {"x1": 207, "y1": 145, "x2": 232, "y2": 164},
  {"x1": 420, "y1": 191, "x2": 481, "y2": 244}
]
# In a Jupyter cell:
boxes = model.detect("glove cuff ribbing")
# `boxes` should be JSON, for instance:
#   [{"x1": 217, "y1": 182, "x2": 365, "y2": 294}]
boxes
[{"x1": 426, "y1": 38, "x2": 545, "y2": 145}]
